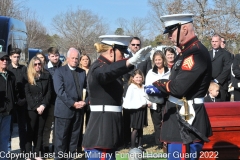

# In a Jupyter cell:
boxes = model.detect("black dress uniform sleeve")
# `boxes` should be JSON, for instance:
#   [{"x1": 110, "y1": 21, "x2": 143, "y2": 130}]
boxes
[
  {"x1": 88, "y1": 56, "x2": 134, "y2": 105},
  {"x1": 153, "y1": 41, "x2": 211, "y2": 99},
  {"x1": 92, "y1": 59, "x2": 133, "y2": 85}
]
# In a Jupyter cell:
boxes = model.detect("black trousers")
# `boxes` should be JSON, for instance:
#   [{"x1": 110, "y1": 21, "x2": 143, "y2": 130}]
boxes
[
  {"x1": 219, "y1": 87, "x2": 229, "y2": 101},
  {"x1": 78, "y1": 105, "x2": 90, "y2": 151},
  {"x1": 54, "y1": 111, "x2": 82, "y2": 160},
  {"x1": 15, "y1": 106, "x2": 27, "y2": 150},
  {"x1": 150, "y1": 105, "x2": 163, "y2": 146},
  {"x1": 123, "y1": 108, "x2": 131, "y2": 146},
  {"x1": 25, "y1": 110, "x2": 47, "y2": 156},
  {"x1": 234, "y1": 88, "x2": 240, "y2": 101}
]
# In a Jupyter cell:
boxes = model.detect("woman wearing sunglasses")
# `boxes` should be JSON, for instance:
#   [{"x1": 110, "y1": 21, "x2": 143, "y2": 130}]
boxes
[{"x1": 24, "y1": 56, "x2": 52, "y2": 160}]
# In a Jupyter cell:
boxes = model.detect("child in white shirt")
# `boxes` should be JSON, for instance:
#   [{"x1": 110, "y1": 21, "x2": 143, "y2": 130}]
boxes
[{"x1": 123, "y1": 69, "x2": 151, "y2": 151}]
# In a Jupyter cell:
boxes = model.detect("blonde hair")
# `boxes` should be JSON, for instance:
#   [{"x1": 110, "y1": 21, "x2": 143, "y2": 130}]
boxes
[
  {"x1": 208, "y1": 82, "x2": 220, "y2": 91},
  {"x1": 128, "y1": 69, "x2": 144, "y2": 88},
  {"x1": 94, "y1": 43, "x2": 112, "y2": 53},
  {"x1": 27, "y1": 56, "x2": 43, "y2": 85}
]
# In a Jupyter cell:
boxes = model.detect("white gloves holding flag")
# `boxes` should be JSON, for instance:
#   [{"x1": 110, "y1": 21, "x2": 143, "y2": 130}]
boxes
[{"x1": 128, "y1": 45, "x2": 152, "y2": 65}]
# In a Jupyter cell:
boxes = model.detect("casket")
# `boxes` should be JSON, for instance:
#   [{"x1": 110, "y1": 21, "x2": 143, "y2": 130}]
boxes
[{"x1": 201, "y1": 102, "x2": 240, "y2": 159}]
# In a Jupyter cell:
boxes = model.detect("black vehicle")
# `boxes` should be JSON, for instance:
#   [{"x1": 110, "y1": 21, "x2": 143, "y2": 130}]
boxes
[
  {"x1": 28, "y1": 48, "x2": 42, "y2": 61},
  {"x1": 0, "y1": 16, "x2": 28, "y2": 63}
]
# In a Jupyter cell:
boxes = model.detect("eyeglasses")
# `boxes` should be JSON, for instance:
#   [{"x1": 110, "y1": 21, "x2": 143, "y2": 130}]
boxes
[
  {"x1": 0, "y1": 57, "x2": 9, "y2": 61},
  {"x1": 131, "y1": 44, "x2": 140, "y2": 46},
  {"x1": 34, "y1": 63, "x2": 41, "y2": 66},
  {"x1": 222, "y1": 41, "x2": 226, "y2": 44}
]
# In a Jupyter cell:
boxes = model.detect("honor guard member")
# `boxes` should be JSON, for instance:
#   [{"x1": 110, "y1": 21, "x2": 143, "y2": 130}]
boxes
[
  {"x1": 82, "y1": 35, "x2": 151, "y2": 160},
  {"x1": 145, "y1": 14, "x2": 212, "y2": 160}
]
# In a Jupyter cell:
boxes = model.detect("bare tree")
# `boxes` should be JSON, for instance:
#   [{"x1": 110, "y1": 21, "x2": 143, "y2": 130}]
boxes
[
  {"x1": 147, "y1": 0, "x2": 240, "y2": 51},
  {"x1": 0, "y1": 0, "x2": 26, "y2": 19},
  {"x1": 115, "y1": 28, "x2": 124, "y2": 35},
  {"x1": 52, "y1": 7, "x2": 108, "y2": 54},
  {"x1": 116, "y1": 17, "x2": 149, "y2": 39},
  {"x1": 21, "y1": 9, "x2": 50, "y2": 51},
  {"x1": 148, "y1": 0, "x2": 187, "y2": 32}
]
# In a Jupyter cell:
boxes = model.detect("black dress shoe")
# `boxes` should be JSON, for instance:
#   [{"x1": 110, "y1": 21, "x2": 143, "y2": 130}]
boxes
[
  {"x1": 155, "y1": 145, "x2": 163, "y2": 150},
  {"x1": 124, "y1": 143, "x2": 130, "y2": 149},
  {"x1": 20, "y1": 148, "x2": 26, "y2": 153},
  {"x1": 138, "y1": 146, "x2": 146, "y2": 152},
  {"x1": 43, "y1": 146, "x2": 49, "y2": 153},
  {"x1": 51, "y1": 145, "x2": 54, "y2": 153}
]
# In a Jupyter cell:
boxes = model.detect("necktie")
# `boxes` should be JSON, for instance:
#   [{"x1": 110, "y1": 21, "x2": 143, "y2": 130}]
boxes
[
  {"x1": 211, "y1": 98, "x2": 215, "y2": 102},
  {"x1": 213, "y1": 50, "x2": 218, "y2": 58}
]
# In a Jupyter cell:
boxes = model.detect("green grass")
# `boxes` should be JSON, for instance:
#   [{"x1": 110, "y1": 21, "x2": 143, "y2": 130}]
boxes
[{"x1": 116, "y1": 153, "x2": 167, "y2": 160}]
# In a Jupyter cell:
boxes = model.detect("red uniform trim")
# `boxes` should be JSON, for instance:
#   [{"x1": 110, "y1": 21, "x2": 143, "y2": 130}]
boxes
[
  {"x1": 179, "y1": 37, "x2": 199, "y2": 53},
  {"x1": 166, "y1": 80, "x2": 171, "y2": 92},
  {"x1": 101, "y1": 149, "x2": 107, "y2": 160},
  {"x1": 181, "y1": 144, "x2": 186, "y2": 160}
]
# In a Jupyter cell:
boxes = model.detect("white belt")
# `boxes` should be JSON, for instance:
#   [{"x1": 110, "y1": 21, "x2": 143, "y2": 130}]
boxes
[
  {"x1": 90, "y1": 105, "x2": 122, "y2": 112},
  {"x1": 168, "y1": 95, "x2": 204, "y2": 125},
  {"x1": 168, "y1": 95, "x2": 204, "y2": 105}
]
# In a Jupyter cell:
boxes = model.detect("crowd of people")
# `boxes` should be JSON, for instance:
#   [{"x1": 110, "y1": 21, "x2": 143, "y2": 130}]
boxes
[{"x1": 0, "y1": 13, "x2": 239, "y2": 160}]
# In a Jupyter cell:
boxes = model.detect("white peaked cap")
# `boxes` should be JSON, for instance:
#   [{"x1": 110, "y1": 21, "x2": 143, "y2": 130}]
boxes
[
  {"x1": 99, "y1": 35, "x2": 132, "y2": 47},
  {"x1": 160, "y1": 14, "x2": 194, "y2": 34},
  {"x1": 160, "y1": 13, "x2": 194, "y2": 27}
]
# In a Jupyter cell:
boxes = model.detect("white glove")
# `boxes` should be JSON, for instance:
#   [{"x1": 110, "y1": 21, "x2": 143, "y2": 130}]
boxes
[
  {"x1": 213, "y1": 79, "x2": 219, "y2": 84},
  {"x1": 128, "y1": 45, "x2": 152, "y2": 65}
]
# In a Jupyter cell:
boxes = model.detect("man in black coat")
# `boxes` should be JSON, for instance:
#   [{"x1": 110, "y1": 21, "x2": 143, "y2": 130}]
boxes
[
  {"x1": 0, "y1": 52, "x2": 16, "y2": 159},
  {"x1": 53, "y1": 48, "x2": 88, "y2": 159},
  {"x1": 209, "y1": 34, "x2": 232, "y2": 101},
  {"x1": 43, "y1": 47, "x2": 62, "y2": 153},
  {"x1": 8, "y1": 48, "x2": 27, "y2": 153}
]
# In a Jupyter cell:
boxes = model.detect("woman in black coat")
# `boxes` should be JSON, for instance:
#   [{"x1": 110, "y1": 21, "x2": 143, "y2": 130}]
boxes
[{"x1": 25, "y1": 56, "x2": 52, "y2": 160}]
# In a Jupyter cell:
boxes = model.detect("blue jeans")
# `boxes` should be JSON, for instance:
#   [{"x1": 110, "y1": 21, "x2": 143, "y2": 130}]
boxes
[{"x1": 0, "y1": 114, "x2": 12, "y2": 160}]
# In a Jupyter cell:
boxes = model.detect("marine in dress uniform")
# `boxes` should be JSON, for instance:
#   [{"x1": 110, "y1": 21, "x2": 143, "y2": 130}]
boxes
[
  {"x1": 145, "y1": 14, "x2": 212, "y2": 160},
  {"x1": 82, "y1": 35, "x2": 151, "y2": 160}
]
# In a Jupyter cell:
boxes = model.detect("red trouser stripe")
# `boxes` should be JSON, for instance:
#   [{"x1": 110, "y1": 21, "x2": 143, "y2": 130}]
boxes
[
  {"x1": 181, "y1": 144, "x2": 186, "y2": 160},
  {"x1": 101, "y1": 149, "x2": 106, "y2": 160}
]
